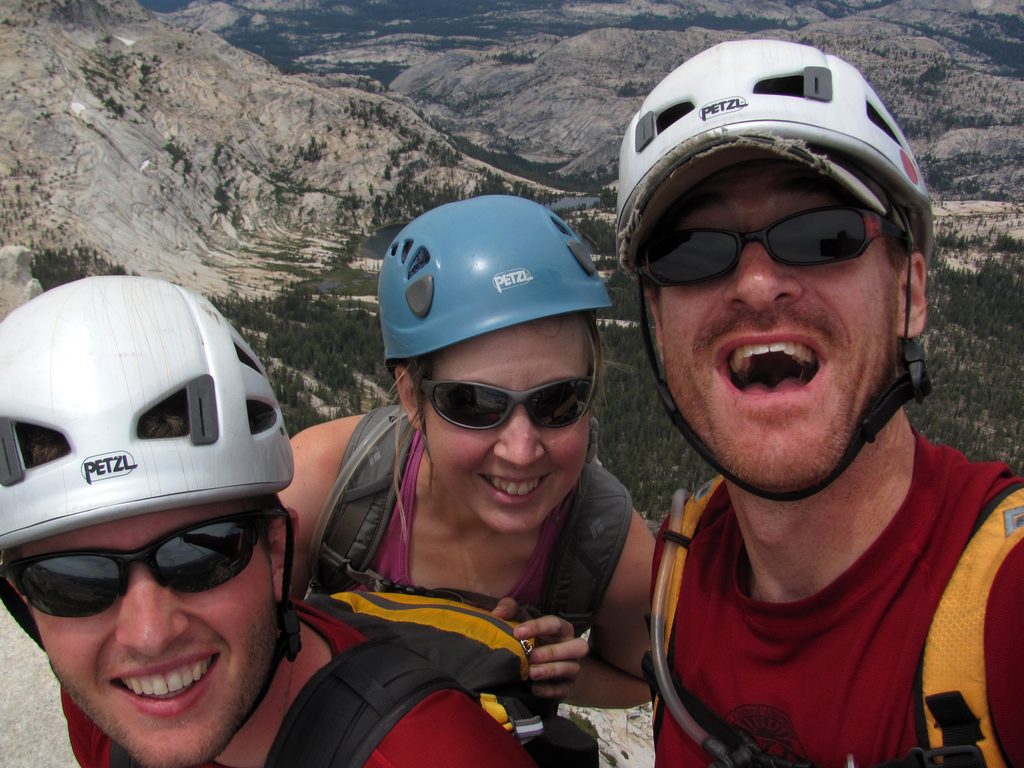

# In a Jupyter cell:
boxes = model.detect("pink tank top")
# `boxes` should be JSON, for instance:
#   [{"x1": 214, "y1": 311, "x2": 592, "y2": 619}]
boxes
[{"x1": 371, "y1": 431, "x2": 571, "y2": 606}]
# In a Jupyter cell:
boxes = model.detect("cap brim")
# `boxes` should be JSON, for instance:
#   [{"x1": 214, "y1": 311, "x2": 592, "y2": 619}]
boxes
[{"x1": 619, "y1": 132, "x2": 889, "y2": 270}]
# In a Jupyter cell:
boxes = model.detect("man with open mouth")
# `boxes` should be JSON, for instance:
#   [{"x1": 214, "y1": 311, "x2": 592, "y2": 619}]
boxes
[
  {"x1": 0, "y1": 276, "x2": 536, "y2": 768},
  {"x1": 616, "y1": 39, "x2": 1024, "y2": 768}
]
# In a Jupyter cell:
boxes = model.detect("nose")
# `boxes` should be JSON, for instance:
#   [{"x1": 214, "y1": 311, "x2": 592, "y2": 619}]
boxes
[
  {"x1": 726, "y1": 239, "x2": 802, "y2": 309},
  {"x1": 113, "y1": 563, "x2": 189, "y2": 655},
  {"x1": 493, "y1": 406, "x2": 545, "y2": 465}
]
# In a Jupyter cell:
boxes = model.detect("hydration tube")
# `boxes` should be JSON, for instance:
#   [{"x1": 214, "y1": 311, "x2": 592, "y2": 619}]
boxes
[
  {"x1": 651, "y1": 489, "x2": 735, "y2": 765},
  {"x1": 651, "y1": 492, "x2": 847, "y2": 768}
]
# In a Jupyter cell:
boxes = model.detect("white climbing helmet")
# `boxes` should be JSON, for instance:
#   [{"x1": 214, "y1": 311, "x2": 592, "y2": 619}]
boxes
[
  {"x1": 0, "y1": 276, "x2": 293, "y2": 550},
  {"x1": 616, "y1": 38, "x2": 932, "y2": 270}
]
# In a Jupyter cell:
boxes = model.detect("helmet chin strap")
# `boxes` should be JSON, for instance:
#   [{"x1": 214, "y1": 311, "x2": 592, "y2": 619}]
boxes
[
  {"x1": 637, "y1": 268, "x2": 930, "y2": 502},
  {"x1": 233, "y1": 509, "x2": 302, "y2": 730}
]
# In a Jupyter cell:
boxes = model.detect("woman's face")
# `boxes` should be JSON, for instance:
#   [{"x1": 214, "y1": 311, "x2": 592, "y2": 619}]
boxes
[{"x1": 398, "y1": 315, "x2": 593, "y2": 535}]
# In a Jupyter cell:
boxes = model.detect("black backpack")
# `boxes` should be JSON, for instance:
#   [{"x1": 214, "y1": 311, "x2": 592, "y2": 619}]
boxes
[{"x1": 109, "y1": 592, "x2": 600, "y2": 767}]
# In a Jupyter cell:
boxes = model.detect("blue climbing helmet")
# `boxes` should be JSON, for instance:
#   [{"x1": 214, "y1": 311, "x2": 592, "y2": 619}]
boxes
[{"x1": 378, "y1": 195, "x2": 612, "y2": 361}]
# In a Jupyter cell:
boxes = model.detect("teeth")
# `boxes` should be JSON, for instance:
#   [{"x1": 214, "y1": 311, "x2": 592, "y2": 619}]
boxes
[
  {"x1": 123, "y1": 657, "x2": 211, "y2": 698},
  {"x1": 729, "y1": 341, "x2": 815, "y2": 375},
  {"x1": 490, "y1": 477, "x2": 541, "y2": 496},
  {"x1": 728, "y1": 341, "x2": 819, "y2": 389}
]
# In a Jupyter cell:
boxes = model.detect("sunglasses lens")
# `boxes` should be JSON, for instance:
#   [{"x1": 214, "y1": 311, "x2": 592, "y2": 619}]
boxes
[
  {"x1": 155, "y1": 519, "x2": 258, "y2": 594},
  {"x1": 12, "y1": 516, "x2": 263, "y2": 617},
  {"x1": 432, "y1": 382, "x2": 509, "y2": 428},
  {"x1": 769, "y1": 208, "x2": 867, "y2": 263},
  {"x1": 644, "y1": 230, "x2": 738, "y2": 284},
  {"x1": 642, "y1": 208, "x2": 881, "y2": 285},
  {"x1": 530, "y1": 379, "x2": 591, "y2": 427},
  {"x1": 429, "y1": 379, "x2": 592, "y2": 429},
  {"x1": 18, "y1": 556, "x2": 121, "y2": 618}
]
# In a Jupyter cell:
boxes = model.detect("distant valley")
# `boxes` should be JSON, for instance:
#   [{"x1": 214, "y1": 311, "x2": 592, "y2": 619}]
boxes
[
  {"x1": 155, "y1": 0, "x2": 1024, "y2": 195},
  {"x1": 3, "y1": 0, "x2": 1024, "y2": 527}
]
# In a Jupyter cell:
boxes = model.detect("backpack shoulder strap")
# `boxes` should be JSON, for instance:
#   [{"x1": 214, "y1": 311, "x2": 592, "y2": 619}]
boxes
[
  {"x1": 112, "y1": 639, "x2": 465, "y2": 768},
  {"x1": 918, "y1": 481, "x2": 1024, "y2": 768},
  {"x1": 541, "y1": 452, "x2": 633, "y2": 636},
  {"x1": 312, "y1": 405, "x2": 411, "y2": 593},
  {"x1": 266, "y1": 638, "x2": 464, "y2": 768}
]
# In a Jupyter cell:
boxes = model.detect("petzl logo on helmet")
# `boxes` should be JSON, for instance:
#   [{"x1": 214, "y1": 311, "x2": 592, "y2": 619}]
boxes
[
  {"x1": 82, "y1": 451, "x2": 138, "y2": 485},
  {"x1": 699, "y1": 96, "x2": 748, "y2": 121},
  {"x1": 493, "y1": 268, "x2": 534, "y2": 293}
]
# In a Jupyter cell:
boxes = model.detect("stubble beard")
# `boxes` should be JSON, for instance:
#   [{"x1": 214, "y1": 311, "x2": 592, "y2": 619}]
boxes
[
  {"x1": 55, "y1": 598, "x2": 280, "y2": 768},
  {"x1": 667, "y1": 303, "x2": 901, "y2": 495}
]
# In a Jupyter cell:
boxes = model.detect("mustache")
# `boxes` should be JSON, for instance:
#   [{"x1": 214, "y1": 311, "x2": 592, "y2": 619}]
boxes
[{"x1": 694, "y1": 305, "x2": 840, "y2": 352}]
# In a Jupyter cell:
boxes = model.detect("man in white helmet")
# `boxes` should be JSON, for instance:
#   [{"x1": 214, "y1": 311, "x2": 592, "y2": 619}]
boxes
[
  {"x1": 0, "y1": 276, "x2": 536, "y2": 768},
  {"x1": 616, "y1": 39, "x2": 1023, "y2": 768}
]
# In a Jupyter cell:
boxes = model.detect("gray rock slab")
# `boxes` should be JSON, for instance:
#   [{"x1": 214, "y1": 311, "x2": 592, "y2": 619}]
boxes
[{"x1": 0, "y1": 609, "x2": 77, "y2": 767}]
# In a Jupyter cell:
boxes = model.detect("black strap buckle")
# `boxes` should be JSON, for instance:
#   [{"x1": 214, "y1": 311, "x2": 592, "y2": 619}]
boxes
[{"x1": 908, "y1": 745, "x2": 985, "y2": 768}]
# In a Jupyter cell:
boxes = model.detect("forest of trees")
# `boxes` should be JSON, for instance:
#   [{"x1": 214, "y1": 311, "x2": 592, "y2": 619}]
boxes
[{"x1": 30, "y1": 235, "x2": 1024, "y2": 523}]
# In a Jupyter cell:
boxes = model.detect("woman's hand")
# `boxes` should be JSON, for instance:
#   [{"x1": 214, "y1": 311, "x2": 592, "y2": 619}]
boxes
[{"x1": 492, "y1": 597, "x2": 589, "y2": 700}]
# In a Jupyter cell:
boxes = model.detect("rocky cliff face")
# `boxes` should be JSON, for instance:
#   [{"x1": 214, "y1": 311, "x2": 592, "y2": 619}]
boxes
[
  {"x1": 390, "y1": 19, "x2": 1024, "y2": 193},
  {"x1": 156, "y1": 0, "x2": 1024, "y2": 195},
  {"x1": 5, "y1": 0, "x2": 1021, "y2": 306},
  {"x1": 0, "y1": 246, "x2": 43, "y2": 320},
  {"x1": 0, "y1": 0, "x2": 505, "y2": 296}
]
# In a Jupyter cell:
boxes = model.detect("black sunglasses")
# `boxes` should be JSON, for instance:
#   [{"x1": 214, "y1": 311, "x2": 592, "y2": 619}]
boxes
[
  {"x1": 421, "y1": 377, "x2": 593, "y2": 430},
  {"x1": 640, "y1": 206, "x2": 909, "y2": 286},
  {"x1": 2, "y1": 509, "x2": 282, "y2": 618}
]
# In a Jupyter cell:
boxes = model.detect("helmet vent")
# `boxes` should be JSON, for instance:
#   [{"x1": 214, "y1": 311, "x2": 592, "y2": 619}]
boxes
[
  {"x1": 136, "y1": 376, "x2": 219, "y2": 446},
  {"x1": 137, "y1": 390, "x2": 190, "y2": 439},
  {"x1": 754, "y1": 67, "x2": 833, "y2": 102},
  {"x1": 549, "y1": 215, "x2": 572, "y2": 236},
  {"x1": 246, "y1": 400, "x2": 277, "y2": 435},
  {"x1": 754, "y1": 75, "x2": 804, "y2": 97},
  {"x1": 1, "y1": 421, "x2": 70, "y2": 483},
  {"x1": 656, "y1": 102, "x2": 695, "y2": 135},
  {"x1": 400, "y1": 239, "x2": 414, "y2": 264},
  {"x1": 234, "y1": 343, "x2": 261, "y2": 373},
  {"x1": 16, "y1": 424, "x2": 71, "y2": 469},
  {"x1": 866, "y1": 101, "x2": 901, "y2": 145},
  {"x1": 407, "y1": 247, "x2": 431, "y2": 279}
]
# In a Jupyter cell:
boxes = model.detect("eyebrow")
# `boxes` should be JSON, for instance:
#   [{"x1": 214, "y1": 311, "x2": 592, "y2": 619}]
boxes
[{"x1": 662, "y1": 169, "x2": 851, "y2": 230}]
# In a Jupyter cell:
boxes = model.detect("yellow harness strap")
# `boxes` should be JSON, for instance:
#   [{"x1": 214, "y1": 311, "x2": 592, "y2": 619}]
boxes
[
  {"x1": 921, "y1": 484, "x2": 1024, "y2": 767},
  {"x1": 661, "y1": 478, "x2": 723, "y2": 648}
]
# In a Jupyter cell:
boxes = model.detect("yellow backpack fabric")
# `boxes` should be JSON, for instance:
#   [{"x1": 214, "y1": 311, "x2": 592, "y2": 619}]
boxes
[
  {"x1": 313, "y1": 590, "x2": 602, "y2": 767},
  {"x1": 920, "y1": 484, "x2": 1024, "y2": 767},
  {"x1": 326, "y1": 591, "x2": 537, "y2": 738},
  {"x1": 331, "y1": 591, "x2": 533, "y2": 678},
  {"x1": 658, "y1": 478, "x2": 1024, "y2": 767}
]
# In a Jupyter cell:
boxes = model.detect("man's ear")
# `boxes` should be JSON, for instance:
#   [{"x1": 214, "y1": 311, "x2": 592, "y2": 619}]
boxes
[
  {"x1": 394, "y1": 363, "x2": 423, "y2": 431},
  {"x1": 902, "y1": 251, "x2": 928, "y2": 338}
]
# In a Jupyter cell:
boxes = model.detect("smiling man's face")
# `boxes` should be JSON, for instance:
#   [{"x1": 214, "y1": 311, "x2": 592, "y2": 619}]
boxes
[
  {"x1": 646, "y1": 160, "x2": 920, "y2": 494},
  {"x1": 20, "y1": 501, "x2": 283, "y2": 768}
]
